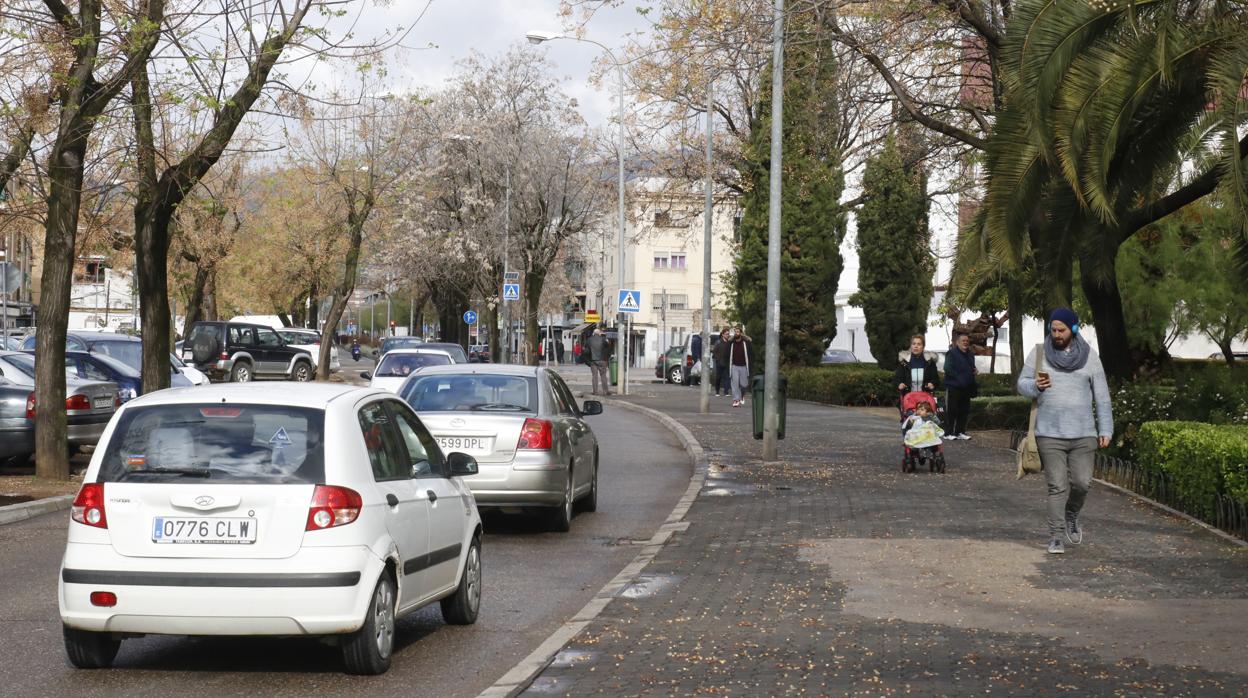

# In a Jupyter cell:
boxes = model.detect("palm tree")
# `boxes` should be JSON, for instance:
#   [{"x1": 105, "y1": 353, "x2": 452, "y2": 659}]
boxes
[{"x1": 979, "y1": 0, "x2": 1248, "y2": 377}]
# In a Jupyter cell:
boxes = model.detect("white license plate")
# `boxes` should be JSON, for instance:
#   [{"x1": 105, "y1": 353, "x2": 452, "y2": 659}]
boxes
[
  {"x1": 182, "y1": 350, "x2": 193, "y2": 360},
  {"x1": 152, "y1": 517, "x2": 257, "y2": 544},
  {"x1": 92, "y1": 396, "x2": 112, "y2": 409},
  {"x1": 436, "y1": 436, "x2": 491, "y2": 453}
]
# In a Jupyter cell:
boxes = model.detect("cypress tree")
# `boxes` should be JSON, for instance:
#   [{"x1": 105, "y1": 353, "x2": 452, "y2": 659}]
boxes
[
  {"x1": 851, "y1": 132, "x2": 934, "y2": 369},
  {"x1": 732, "y1": 9, "x2": 846, "y2": 367}
]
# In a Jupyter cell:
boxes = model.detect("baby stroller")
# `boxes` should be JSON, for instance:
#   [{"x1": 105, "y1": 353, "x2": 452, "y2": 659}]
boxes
[{"x1": 900, "y1": 391, "x2": 947, "y2": 474}]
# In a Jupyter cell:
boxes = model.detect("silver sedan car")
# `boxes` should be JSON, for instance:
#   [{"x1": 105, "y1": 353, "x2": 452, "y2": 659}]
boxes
[{"x1": 397, "y1": 365, "x2": 602, "y2": 531}]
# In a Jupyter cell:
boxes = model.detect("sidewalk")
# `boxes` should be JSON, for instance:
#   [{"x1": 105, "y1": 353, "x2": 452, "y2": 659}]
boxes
[{"x1": 529, "y1": 382, "x2": 1248, "y2": 695}]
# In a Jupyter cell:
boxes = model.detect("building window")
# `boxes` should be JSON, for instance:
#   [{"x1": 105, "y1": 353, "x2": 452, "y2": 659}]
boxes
[
  {"x1": 733, "y1": 213, "x2": 743, "y2": 242},
  {"x1": 668, "y1": 294, "x2": 688, "y2": 310},
  {"x1": 671, "y1": 254, "x2": 686, "y2": 270},
  {"x1": 74, "y1": 260, "x2": 106, "y2": 285},
  {"x1": 654, "y1": 210, "x2": 689, "y2": 228},
  {"x1": 653, "y1": 254, "x2": 669, "y2": 270}
]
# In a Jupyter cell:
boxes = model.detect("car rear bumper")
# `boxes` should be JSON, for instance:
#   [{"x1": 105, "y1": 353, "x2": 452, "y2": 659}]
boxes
[
  {"x1": 66, "y1": 415, "x2": 112, "y2": 447},
  {"x1": 59, "y1": 544, "x2": 385, "y2": 636},
  {"x1": 465, "y1": 464, "x2": 567, "y2": 507},
  {"x1": 0, "y1": 425, "x2": 34, "y2": 459}
]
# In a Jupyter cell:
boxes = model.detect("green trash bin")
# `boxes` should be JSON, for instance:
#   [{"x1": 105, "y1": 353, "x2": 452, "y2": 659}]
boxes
[
  {"x1": 609, "y1": 356, "x2": 619, "y2": 385},
  {"x1": 751, "y1": 374, "x2": 787, "y2": 440}
]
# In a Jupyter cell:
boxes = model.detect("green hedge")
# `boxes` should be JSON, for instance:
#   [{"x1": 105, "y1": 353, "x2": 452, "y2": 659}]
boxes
[
  {"x1": 975, "y1": 374, "x2": 1016, "y2": 397},
  {"x1": 1136, "y1": 421, "x2": 1248, "y2": 517},
  {"x1": 967, "y1": 396, "x2": 1032, "y2": 431},
  {"x1": 786, "y1": 365, "x2": 896, "y2": 406}
]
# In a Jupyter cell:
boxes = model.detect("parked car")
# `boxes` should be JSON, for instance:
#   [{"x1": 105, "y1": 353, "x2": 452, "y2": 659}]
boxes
[
  {"x1": 276, "y1": 327, "x2": 341, "y2": 373},
  {"x1": 0, "y1": 374, "x2": 35, "y2": 467},
  {"x1": 169, "y1": 352, "x2": 209, "y2": 386},
  {"x1": 682, "y1": 333, "x2": 723, "y2": 386},
  {"x1": 397, "y1": 365, "x2": 601, "y2": 532},
  {"x1": 468, "y1": 344, "x2": 491, "y2": 363},
  {"x1": 0, "y1": 350, "x2": 118, "y2": 454},
  {"x1": 375, "y1": 336, "x2": 424, "y2": 360},
  {"x1": 821, "y1": 348, "x2": 861, "y2": 365},
  {"x1": 58, "y1": 351, "x2": 193, "y2": 402},
  {"x1": 361, "y1": 348, "x2": 455, "y2": 393},
  {"x1": 19, "y1": 330, "x2": 203, "y2": 386},
  {"x1": 58, "y1": 383, "x2": 484, "y2": 674},
  {"x1": 181, "y1": 321, "x2": 316, "y2": 382},
  {"x1": 655, "y1": 345, "x2": 686, "y2": 384}
]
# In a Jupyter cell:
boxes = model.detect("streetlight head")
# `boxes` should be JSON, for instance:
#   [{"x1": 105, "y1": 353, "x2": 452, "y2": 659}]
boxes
[{"x1": 525, "y1": 30, "x2": 561, "y2": 45}]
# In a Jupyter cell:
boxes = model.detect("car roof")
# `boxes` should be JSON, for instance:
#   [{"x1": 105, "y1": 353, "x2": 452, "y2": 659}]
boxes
[
  {"x1": 381, "y1": 348, "x2": 453, "y2": 357},
  {"x1": 407, "y1": 364, "x2": 540, "y2": 378},
  {"x1": 120, "y1": 382, "x2": 382, "y2": 409},
  {"x1": 71, "y1": 331, "x2": 140, "y2": 342}
]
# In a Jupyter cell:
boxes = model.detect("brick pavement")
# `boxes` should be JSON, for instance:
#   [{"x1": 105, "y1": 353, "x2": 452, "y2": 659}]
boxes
[{"x1": 527, "y1": 380, "x2": 1248, "y2": 696}]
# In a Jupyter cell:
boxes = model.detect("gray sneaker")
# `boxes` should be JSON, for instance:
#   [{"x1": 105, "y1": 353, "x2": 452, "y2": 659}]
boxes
[
  {"x1": 1066, "y1": 516, "x2": 1083, "y2": 545},
  {"x1": 1048, "y1": 538, "x2": 1065, "y2": 554}
]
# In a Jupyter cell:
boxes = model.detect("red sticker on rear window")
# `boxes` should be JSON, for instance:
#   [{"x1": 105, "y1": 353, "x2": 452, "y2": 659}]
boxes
[{"x1": 127, "y1": 455, "x2": 146, "y2": 466}]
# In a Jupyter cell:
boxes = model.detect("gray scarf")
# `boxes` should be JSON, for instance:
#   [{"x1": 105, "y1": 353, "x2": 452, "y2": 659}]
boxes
[{"x1": 1044, "y1": 333, "x2": 1091, "y2": 372}]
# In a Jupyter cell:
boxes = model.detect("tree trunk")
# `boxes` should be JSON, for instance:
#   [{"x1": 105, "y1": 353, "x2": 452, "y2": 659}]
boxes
[
  {"x1": 523, "y1": 271, "x2": 547, "y2": 366},
  {"x1": 1006, "y1": 277, "x2": 1025, "y2": 380},
  {"x1": 1079, "y1": 248, "x2": 1134, "y2": 380},
  {"x1": 480, "y1": 303, "x2": 497, "y2": 357},
  {"x1": 1217, "y1": 338, "x2": 1236, "y2": 367},
  {"x1": 34, "y1": 131, "x2": 91, "y2": 480},
  {"x1": 134, "y1": 203, "x2": 175, "y2": 391},
  {"x1": 318, "y1": 204, "x2": 370, "y2": 380},
  {"x1": 181, "y1": 263, "x2": 213, "y2": 332}
]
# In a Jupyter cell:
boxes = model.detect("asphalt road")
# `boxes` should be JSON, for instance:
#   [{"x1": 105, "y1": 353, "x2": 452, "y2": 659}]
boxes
[{"x1": 0, "y1": 393, "x2": 690, "y2": 697}]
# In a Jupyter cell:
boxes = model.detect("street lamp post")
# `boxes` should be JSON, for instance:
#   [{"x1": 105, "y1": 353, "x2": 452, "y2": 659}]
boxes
[
  {"x1": 700, "y1": 78, "x2": 714, "y2": 415},
  {"x1": 526, "y1": 29, "x2": 628, "y2": 394},
  {"x1": 762, "y1": 0, "x2": 786, "y2": 461}
]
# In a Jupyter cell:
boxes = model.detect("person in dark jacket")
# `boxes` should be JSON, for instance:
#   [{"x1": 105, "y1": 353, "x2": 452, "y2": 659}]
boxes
[
  {"x1": 894, "y1": 334, "x2": 939, "y2": 412},
  {"x1": 711, "y1": 328, "x2": 732, "y2": 396},
  {"x1": 942, "y1": 331, "x2": 978, "y2": 440}
]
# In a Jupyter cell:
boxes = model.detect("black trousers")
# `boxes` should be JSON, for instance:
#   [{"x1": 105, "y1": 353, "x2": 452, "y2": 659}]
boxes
[{"x1": 946, "y1": 387, "x2": 973, "y2": 435}]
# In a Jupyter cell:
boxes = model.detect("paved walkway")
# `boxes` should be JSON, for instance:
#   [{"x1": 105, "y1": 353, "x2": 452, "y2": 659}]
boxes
[{"x1": 530, "y1": 379, "x2": 1248, "y2": 696}]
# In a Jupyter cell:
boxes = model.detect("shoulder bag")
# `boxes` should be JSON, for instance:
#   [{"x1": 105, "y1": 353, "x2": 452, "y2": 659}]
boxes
[{"x1": 1016, "y1": 344, "x2": 1045, "y2": 479}]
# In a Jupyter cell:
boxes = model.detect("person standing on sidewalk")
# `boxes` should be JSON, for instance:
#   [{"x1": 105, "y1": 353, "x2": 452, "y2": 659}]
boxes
[
  {"x1": 587, "y1": 327, "x2": 613, "y2": 396},
  {"x1": 894, "y1": 335, "x2": 939, "y2": 413},
  {"x1": 712, "y1": 328, "x2": 732, "y2": 397},
  {"x1": 942, "y1": 331, "x2": 978, "y2": 440},
  {"x1": 728, "y1": 326, "x2": 752, "y2": 408},
  {"x1": 1017, "y1": 308, "x2": 1113, "y2": 555}
]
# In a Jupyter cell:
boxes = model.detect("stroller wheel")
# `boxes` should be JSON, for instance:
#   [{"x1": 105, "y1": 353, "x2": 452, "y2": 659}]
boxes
[
  {"x1": 936, "y1": 454, "x2": 947, "y2": 474},
  {"x1": 901, "y1": 455, "x2": 909, "y2": 473},
  {"x1": 928, "y1": 455, "x2": 936, "y2": 473}
]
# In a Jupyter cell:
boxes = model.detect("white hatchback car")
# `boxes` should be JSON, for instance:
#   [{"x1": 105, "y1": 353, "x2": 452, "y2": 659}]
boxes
[
  {"x1": 362, "y1": 348, "x2": 455, "y2": 393},
  {"x1": 59, "y1": 383, "x2": 483, "y2": 675}
]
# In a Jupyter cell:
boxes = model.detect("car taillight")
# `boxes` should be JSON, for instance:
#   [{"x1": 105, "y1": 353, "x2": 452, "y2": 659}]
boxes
[
  {"x1": 306, "y1": 485, "x2": 362, "y2": 530},
  {"x1": 66, "y1": 394, "x2": 91, "y2": 411},
  {"x1": 517, "y1": 418, "x2": 553, "y2": 450},
  {"x1": 219, "y1": 351, "x2": 229, "y2": 360},
  {"x1": 90, "y1": 591, "x2": 117, "y2": 607},
  {"x1": 25, "y1": 392, "x2": 34, "y2": 419},
  {"x1": 71, "y1": 483, "x2": 108, "y2": 529}
]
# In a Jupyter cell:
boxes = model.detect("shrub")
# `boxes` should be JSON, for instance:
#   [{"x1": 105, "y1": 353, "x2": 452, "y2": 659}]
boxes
[
  {"x1": 1110, "y1": 382, "x2": 1177, "y2": 458},
  {"x1": 1136, "y1": 421, "x2": 1248, "y2": 517},
  {"x1": 967, "y1": 396, "x2": 1032, "y2": 430},
  {"x1": 786, "y1": 365, "x2": 897, "y2": 406},
  {"x1": 975, "y1": 374, "x2": 1016, "y2": 397}
]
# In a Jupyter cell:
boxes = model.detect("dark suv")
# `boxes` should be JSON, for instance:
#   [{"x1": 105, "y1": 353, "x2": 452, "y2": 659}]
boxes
[{"x1": 182, "y1": 321, "x2": 315, "y2": 382}]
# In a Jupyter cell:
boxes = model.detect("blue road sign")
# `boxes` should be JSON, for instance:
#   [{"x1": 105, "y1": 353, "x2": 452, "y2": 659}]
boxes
[
  {"x1": 463, "y1": 310, "x2": 478, "y2": 325},
  {"x1": 618, "y1": 289, "x2": 641, "y2": 314},
  {"x1": 502, "y1": 283, "x2": 520, "y2": 302}
]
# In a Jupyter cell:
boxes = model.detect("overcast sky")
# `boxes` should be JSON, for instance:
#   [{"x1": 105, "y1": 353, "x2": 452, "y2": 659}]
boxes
[{"x1": 318, "y1": 0, "x2": 649, "y2": 128}]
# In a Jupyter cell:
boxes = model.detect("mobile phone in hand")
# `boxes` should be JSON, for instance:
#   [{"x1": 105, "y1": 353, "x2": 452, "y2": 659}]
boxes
[{"x1": 1037, "y1": 370, "x2": 1050, "y2": 381}]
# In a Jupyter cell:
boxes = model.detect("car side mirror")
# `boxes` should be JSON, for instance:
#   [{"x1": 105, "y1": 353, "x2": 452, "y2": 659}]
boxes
[
  {"x1": 360, "y1": 371, "x2": 371, "y2": 380},
  {"x1": 581, "y1": 400, "x2": 603, "y2": 416},
  {"x1": 447, "y1": 452, "x2": 479, "y2": 476}
]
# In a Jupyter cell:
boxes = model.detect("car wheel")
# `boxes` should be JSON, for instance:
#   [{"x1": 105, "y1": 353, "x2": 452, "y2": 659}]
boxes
[
  {"x1": 546, "y1": 470, "x2": 574, "y2": 532},
  {"x1": 63, "y1": 625, "x2": 120, "y2": 669},
  {"x1": 440, "y1": 536, "x2": 481, "y2": 625},
  {"x1": 292, "y1": 361, "x2": 313, "y2": 382},
  {"x1": 341, "y1": 574, "x2": 396, "y2": 675},
  {"x1": 668, "y1": 365, "x2": 683, "y2": 384},
  {"x1": 230, "y1": 361, "x2": 252, "y2": 383},
  {"x1": 578, "y1": 452, "x2": 599, "y2": 513}
]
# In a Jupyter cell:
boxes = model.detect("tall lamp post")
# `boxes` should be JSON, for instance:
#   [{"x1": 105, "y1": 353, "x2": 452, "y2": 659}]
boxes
[
  {"x1": 762, "y1": 0, "x2": 785, "y2": 461},
  {"x1": 526, "y1": 29, "x2": 629, "y2": 394}
]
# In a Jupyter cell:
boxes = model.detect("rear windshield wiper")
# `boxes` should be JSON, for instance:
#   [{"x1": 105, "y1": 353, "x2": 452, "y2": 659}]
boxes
[
  {"x1": 471, "y1": 403, "x2": 530, "y2": 411},
  {"x1": 121, "y1": 467, "x2": 211, "y2": 479}
]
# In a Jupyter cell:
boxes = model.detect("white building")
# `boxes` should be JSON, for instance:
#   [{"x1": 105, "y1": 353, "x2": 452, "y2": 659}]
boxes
[{"x1": 68, "y1": 256, "x2": 141, "y2": 333}]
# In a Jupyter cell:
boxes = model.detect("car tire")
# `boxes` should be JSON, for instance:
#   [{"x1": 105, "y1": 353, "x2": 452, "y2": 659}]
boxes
[
  {"x1": 578, "y1": 452, "x2": 599, "y2": 513},
  {"x1": 63, "y1": 625, "x2": 120, "y2": 669},
  {"x1": 341, "y1": 574, "x2": 396, "y2": 675},
  {"x1": 229, "y1": 361, "x2": 252, "y2": 383},
  {"x1": 440, "y1": 536, "x2": 481, "y2": 625},
  {"x1": 546, "y1": 470, "x2": 574, "y2": 532},
  {"x1": 291, "y1": 360, "x2": 313, "y2": 382},
  {"x1": 667, "y1": 365, "x2": 683, "y2": 384},
  {"x1": 190, "y1": 334, "x2": 217, "y2": 365}
]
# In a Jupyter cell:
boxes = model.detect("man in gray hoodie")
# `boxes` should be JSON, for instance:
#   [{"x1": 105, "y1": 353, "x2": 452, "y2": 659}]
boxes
[
  {"x1": 587, "y1": 327, "x2": 612, "y2": 396},
  {"x1": 1017, "y1": 308, "x2": 1113, "y2": 555}
]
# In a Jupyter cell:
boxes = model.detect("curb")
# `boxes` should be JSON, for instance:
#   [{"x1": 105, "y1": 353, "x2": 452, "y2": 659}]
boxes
[
  {"x1": 477, "y1": 398, "x2": 708, "y2": 698},
  {"x1": 0, "y1": 494, "x2": 73, "y2": 527}
]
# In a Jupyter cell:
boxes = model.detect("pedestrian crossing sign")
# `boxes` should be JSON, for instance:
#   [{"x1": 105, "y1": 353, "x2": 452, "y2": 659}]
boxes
[
  {"x1": 503, "y1": 283, "x2": 520, "y2": 301},
  {"x1": 618, "y1": 289, "x2": 641, "y2": 314}
]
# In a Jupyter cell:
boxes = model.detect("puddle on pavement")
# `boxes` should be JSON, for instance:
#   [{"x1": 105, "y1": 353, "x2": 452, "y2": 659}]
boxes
[
  {"x1": 702, "y1": 481, "x2": 759, "y2": 496},
  {"x1": 523, "y1": 676, "x2": 578, "y2": 694},
  {"x1": 548, "y1": 649, "x2": 597, "y2": 668},
  {"x1": 618, "y1": 573, "x2": 679, "y2": 599}
]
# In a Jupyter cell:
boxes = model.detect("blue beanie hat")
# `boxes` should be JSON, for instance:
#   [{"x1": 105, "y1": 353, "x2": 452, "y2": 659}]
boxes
[{"x1": 1049, "y1": 307, "x2": 1079, "y2": 332}]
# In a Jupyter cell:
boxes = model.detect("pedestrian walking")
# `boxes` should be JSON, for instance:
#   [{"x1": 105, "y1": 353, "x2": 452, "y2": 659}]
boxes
[
  {"x1": 727, "y1": 326, "x2": 752, "y2": 407},
  {"x1": 894, "y1": 334, "x2": 939, "y2": 413},
  {"x1": 587, "y1": 327, "x2": 613, "y2": 396},
  {"x1": 573, "y1": 340, "x2": 583, "y2": 365},
  {"x1": 712, "y1": 328, "x2": 732, "y2": 397},
  {"x1": 942, "y1": 331, "x2": 978, "y2": 440},
  {"x1": 1017, "y1": 308, "x2": 1113, "y2": 555}
]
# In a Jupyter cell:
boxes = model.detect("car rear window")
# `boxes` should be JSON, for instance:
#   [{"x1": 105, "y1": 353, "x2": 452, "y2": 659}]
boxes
[
  {"x1": 381, "y1": 337, "x2": 424, "y2": 354},
  {"x1": 2, "y1": 353, "x2": 36, "y2": 378},
  {"x1": 376, "y1": 353, "x2": 451, "y2": 377},
  {"x1": 401, "y1": 374, "x2": 537, "y2": 412},
  {"x1": 97, "y1": 404, "x2": 325, "y2": 484},
  {"x1": 88, "y1": 340, "x2": 143, "y2": 370}
]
